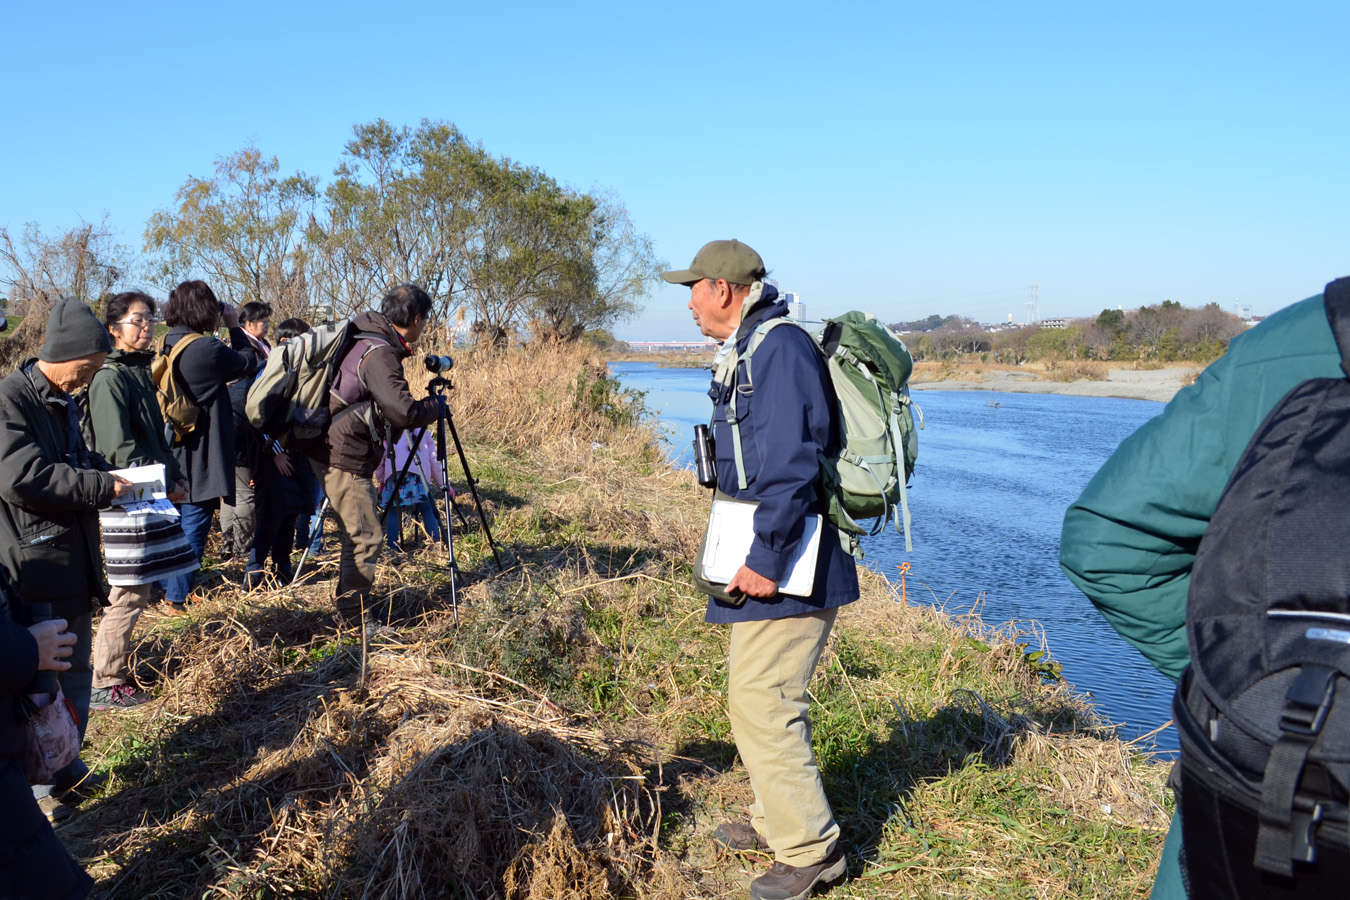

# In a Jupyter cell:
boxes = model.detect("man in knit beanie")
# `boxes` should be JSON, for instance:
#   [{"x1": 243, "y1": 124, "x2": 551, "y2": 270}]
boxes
[{"x1": 0, "y1": 296, "x2": 130, "y2": 823}]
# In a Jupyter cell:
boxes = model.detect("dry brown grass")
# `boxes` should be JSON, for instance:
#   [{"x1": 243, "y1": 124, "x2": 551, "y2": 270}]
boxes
[
  {"x1": 77, "y1": 581, "x2": 678, "y2": 900},
  {"x1": 910, "y1": 360, "x2": 1043, "y2": 383},
  {"x1": 407, "y1": 342, "x2": 662, "y2": 458},
  {"x1": 1044, "y1": 361, "x2": 1109, "y2": 382}
]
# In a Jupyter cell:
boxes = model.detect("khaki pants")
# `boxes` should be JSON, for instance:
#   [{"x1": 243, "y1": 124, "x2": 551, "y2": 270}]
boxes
[
  {"x1": 92, "y1": 583, "x2": 153, "y2": 689},
  {"x1": 728, "y1": 608, "x2": 840, "y2": 867},
  {"x1": 310, "y1": 459, "x2": 382, "y2": 622}
]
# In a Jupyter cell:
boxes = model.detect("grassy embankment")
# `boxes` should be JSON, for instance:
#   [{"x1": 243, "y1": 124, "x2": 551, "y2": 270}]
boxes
[{"x1": 68, "y1": 342, "x2": 1172, "y2": 899}]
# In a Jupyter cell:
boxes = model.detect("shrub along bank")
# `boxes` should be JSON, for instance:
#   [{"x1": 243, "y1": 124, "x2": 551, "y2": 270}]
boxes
[{"x1": 67, "y1": 342, "x2": 1172, "y2": 899}]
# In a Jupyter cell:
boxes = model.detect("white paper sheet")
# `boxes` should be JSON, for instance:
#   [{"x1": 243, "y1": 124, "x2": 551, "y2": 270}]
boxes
[
  {"x1": 109, "y1": 464, "x2": 178, "y2": 517},
  {"x1": 699, "y1": 499, "x2": 822, "y2": 597}
]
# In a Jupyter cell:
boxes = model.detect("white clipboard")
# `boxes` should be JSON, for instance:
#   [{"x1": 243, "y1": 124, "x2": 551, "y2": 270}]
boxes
[{"x1": 698, "y1": 497, "x2": 822, "y2": 598}]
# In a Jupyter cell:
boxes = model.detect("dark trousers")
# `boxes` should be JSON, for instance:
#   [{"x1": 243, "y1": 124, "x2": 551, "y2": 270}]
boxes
[
  {"x1": 1181, "y1": 765, "x2": 1350, "y2": 899},
  {"x1": 248, "y1": 513, "x2": 298, "y2": 580}
]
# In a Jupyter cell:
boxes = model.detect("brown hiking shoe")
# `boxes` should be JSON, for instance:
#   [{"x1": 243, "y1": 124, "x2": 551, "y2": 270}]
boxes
[
  {"x1": 713, "y1": 819, "x2": 769, "y2": 852},
  {"x1": 750, "y1": 845, "x2": 846, "y2": 900}
]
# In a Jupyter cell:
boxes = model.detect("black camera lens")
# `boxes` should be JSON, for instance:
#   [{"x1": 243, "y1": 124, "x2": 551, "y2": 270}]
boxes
[{"x1": 424, "y1": 354, "x2": 454, "y2": 374}]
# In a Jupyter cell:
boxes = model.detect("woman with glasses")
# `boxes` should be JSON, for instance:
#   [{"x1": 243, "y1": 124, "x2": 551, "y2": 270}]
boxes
[{"x1": 84, "y1": 292, "x2": 196, "y2": 709}]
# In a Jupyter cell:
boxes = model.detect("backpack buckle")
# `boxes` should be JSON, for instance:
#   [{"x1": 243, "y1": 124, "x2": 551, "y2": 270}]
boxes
[
  {"x1": 1290, "y1": 801, "x2": 1324, "y2": 864},
  {"x1": 1279, "y1": 665, "x2": 1336, "y2": 737}
]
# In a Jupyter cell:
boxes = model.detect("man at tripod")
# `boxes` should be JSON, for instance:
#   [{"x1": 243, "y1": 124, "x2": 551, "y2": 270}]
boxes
[{"x1": 306, "y1": 284, "x2": 441, "y2": 626}]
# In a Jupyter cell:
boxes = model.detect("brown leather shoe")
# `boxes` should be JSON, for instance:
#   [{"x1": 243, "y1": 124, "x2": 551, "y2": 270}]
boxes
[
  {"x1": 749, "y1": 845, "x2": 846, "y2": 900},
  {"x1": 713, "y1": 819, "x2": 768, "y2": 852}
]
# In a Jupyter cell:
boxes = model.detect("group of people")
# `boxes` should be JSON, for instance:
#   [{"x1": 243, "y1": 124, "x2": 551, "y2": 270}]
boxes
[{"x1": 0, "y1": 281, "x2": 446, "y2": 899}]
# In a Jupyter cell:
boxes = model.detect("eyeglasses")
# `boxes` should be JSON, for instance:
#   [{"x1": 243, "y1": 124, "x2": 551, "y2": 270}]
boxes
[{"x1": 114, "y1": 316, "x2": 154, "y2": 329}]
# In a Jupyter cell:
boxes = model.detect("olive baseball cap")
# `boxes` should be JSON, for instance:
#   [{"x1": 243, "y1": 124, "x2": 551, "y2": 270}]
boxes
[{"x1": 661, "y1": 239, "x2": 766, "y2": 287}]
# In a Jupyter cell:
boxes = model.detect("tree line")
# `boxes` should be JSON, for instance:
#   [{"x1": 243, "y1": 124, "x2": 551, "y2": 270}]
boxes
[
  {"x1": 895, "y1": 301, "x2": 1249, "y2": 364},
  {"x1": 0, "y1": 119, "x2": 665, "y2": 348}
]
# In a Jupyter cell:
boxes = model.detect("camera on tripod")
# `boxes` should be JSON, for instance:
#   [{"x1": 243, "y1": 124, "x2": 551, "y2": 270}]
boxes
[{"x1": 424, "y1": 354, "x2": 454, "y2": 374}]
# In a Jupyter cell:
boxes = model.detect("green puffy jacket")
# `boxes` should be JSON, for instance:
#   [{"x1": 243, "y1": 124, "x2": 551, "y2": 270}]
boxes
[{"x1": 1059, "y1": 288, "x2": 1344, "y2": 898}]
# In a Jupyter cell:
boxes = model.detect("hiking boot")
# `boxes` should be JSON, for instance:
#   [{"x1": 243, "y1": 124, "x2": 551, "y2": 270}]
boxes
[
  {"x1": 162, "y1": 603, "x2": 189, "y2": 618},
  {"x1": 749, "y1": 845, "x2": 846, "y2": 900},
  {"x1": 38, "y1": 795, "x2": 71, "y2": 825},
  {"x1": 713, "y1": 819, "x2": 769, "y2": 852},
  {"x1": 91, "y1": 685, "x2": 151, "y2": 710}
]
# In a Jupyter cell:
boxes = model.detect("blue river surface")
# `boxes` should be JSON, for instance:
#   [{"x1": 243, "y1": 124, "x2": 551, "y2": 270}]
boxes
[{"x1": 610, "y1": 361, "x2": 1180, "y2": 755}]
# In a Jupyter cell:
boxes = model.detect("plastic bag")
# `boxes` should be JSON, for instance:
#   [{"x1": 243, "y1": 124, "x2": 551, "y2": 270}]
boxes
[{"x1": 21, "y1": 685, "x2": 81, "y2": 785}]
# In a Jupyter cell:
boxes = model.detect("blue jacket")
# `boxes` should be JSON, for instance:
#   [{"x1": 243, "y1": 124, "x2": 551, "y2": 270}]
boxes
[{"x1": 705, "y1": 287, "x2": 860, "y2": 623}]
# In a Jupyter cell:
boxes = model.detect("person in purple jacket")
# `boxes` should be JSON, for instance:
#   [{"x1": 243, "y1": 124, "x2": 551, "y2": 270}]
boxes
[{"x1": 663, "y1": 240, "x2": 855, "y2": 900}]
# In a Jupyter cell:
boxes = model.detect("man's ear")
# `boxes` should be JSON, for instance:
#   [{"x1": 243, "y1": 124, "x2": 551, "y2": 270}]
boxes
[{"x1": 715, "y1": 279, "x2": 734, "y2": 308}]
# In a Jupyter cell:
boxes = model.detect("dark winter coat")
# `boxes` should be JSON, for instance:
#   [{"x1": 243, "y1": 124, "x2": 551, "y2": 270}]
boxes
[
  {"x1": 0, "y1": 585, "x2": 95, "y2": 900},
  {"x1": 0, "y1": 360, "x2": 116, "y2": 619},
  {"x1": 704, "y1": 286, "x2": 860, "y2": 624},
  {"x1": 309, "y1": 311, "x2": 440, "y2": 479},
  {"x1": 85, "y1": 347, "x2": 185, "y2": 482},
  {"x1": 163, "y1": 325, "x2": 256, "y2": 504}
]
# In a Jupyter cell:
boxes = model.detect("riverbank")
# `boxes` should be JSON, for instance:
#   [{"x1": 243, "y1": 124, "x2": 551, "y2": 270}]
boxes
[
  {"x1": 611, "y1": 351, "x2": 1198, "y2": 403},
  {"x1": 64, "y1": 343, "x2": 1171, "y2": 898},
  {"x1": 912, "y1": 365, "x2": 1195, "y2": 403}
]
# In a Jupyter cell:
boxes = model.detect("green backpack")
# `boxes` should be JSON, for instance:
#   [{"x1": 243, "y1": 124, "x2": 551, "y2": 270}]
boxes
[
  {"x1": 246, "y1": 318, "x2": 363, "y2": 449},
  {"x1": 726, "y1": 311, "x2": 920, "y2": 553}
]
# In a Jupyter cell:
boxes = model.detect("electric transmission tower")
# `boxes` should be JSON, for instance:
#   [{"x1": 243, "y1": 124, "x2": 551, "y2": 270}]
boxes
[{"x1": 1023, "y1": 281, "x2": 1040, "y2": 324}]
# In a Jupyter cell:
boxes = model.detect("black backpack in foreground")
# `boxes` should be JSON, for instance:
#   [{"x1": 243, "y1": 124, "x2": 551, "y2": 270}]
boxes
[{"x1": 1175, "y1": 276, "x2": 1350, "y2": 896}]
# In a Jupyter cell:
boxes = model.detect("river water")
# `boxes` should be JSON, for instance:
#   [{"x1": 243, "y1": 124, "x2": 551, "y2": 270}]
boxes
[{"x1": 611, "y1": 361, "x2": 1179, "y2": 754}]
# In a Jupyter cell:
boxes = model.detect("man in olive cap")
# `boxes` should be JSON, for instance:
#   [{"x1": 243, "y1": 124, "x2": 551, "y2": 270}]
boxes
[
  {"x1": 664, "y1": 241, "x2": 855, "y2": 900},
  {"x1": 0, "y1": 297, "x2": 131, "y2": 822}
]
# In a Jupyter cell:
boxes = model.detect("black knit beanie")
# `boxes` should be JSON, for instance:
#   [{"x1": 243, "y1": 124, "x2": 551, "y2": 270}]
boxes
[{"x1": 39, "y1": 297, "x2": 113, "y2": 362}]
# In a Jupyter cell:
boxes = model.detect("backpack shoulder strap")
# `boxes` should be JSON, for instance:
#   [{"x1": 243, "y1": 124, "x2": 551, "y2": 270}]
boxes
[
  {"x1": 726, "y1": 316, "x2": 809, "y2": 491},
  {"x1": 1323, "y1": 277, "x2": 1350, "y2": 378}
]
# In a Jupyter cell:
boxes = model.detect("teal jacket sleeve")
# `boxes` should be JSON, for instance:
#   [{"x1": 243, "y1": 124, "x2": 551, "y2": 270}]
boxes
[{"x1": 1059, "y1": 294, "x2": 1342, "y2": 682}]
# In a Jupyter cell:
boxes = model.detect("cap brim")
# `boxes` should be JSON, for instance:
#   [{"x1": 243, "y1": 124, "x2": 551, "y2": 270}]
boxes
[{"x1": 661, "y1": 269, "x2": 701, "y2": 286}]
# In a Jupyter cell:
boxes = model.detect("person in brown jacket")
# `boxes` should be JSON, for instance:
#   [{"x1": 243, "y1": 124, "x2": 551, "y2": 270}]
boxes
[{"x1": 307, "y1": 285, "x2": 440, "y2": 625}]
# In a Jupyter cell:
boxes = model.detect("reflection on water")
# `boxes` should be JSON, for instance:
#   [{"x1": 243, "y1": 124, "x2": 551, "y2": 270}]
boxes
[{"x1": 612, "y1": 361, "x2": 1179, "y2": 754}]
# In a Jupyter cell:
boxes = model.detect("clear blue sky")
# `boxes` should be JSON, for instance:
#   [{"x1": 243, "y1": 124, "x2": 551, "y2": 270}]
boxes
[{"x1": 3, "y1": 0, "x2": 1346, "y2": 341}]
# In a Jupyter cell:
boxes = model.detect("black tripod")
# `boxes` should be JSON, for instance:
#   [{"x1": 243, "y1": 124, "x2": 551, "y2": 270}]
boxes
[
  {"x1": 377, "y1": 367, "x2": 503, "y2": 624},
  {"x1": 291, "y1": 364, "x2": 503, "y2": 625}
]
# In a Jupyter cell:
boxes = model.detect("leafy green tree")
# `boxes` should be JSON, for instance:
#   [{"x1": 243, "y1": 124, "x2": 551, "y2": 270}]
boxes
[
  {"x1": 1026, "y1": 327, "x2": 1070, "y2": 364},
  {"x1": 308, "y1": 119, "x2": 480, "y2": 322},
  {"x1": 145, "y1": 146, "x2": 318, "y2": 315},
  {"x1": 526, "y1": 190, "x2": 664, "y2": 342}
]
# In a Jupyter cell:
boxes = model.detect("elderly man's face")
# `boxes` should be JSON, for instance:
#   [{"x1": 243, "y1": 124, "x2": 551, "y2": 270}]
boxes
[
  {"x1": 689, "y1": 278, "x2": 734, "y2": 340},
  {"x1": 45, "y1": 353, "x2": 109, "y2": 394}
]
